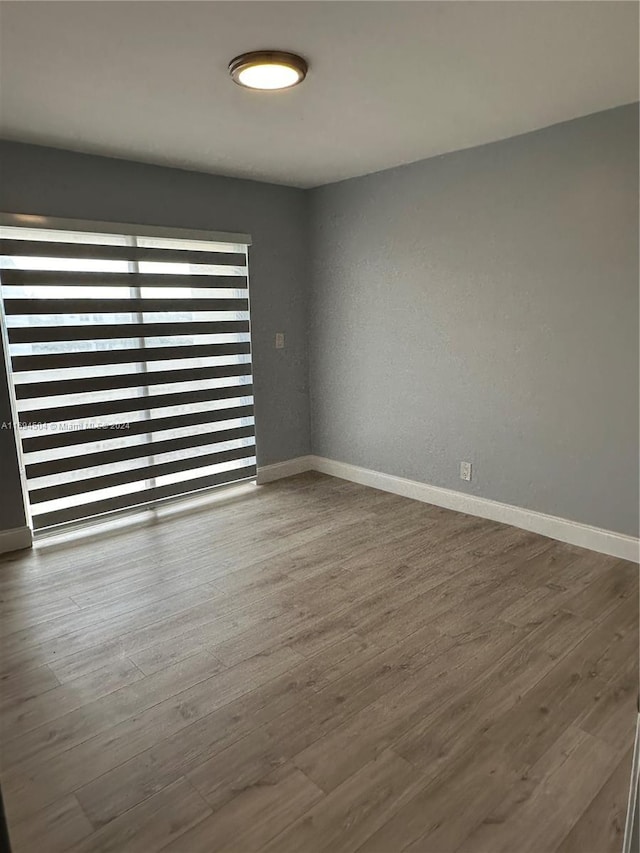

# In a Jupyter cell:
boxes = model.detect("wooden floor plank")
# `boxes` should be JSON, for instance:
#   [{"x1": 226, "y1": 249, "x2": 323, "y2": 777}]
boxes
[
  {"x1": 554, "y1": 746, "x2": 633, "y2": 853},
  {"x1": 0, "y1": 664, "x2": 60, "y2": 707},
  {"x1": 394, "y1": 609, "x2": 594, "y2": 777},
  {"x1": 0, "y1": 472, "x2": 635, "y2": 853},
  {"x1": 482, "y1": 597, "x2": 638, "y2": 772},
  {"x1": 292, "y1": 621, "x2": 523, "y2": 794},
  {"x1": 355, "y1": 736, "x2": 518, "y2": 853},
  {"x1": 163, "y1": 763, "x2": 323, "y2": 853},
  {"x1": 6, "y1": 795, "x2": 93, "y2": 853},
  {"x1": 0, "y1": 657, "x2": 144, "y2": 738},
  {"x1": 74, "y1": 634, "x2": 379, "y2": 829},
  {"x1": 0, "y1": 595, "x2": 82, "y2": 638},
  {"x1": 260, "y1": 749, "x2": 420, "y2": 853},
  {"x1": 2, "y1": 645, "x2": 301, "y2": 823},
  {"x1": 68, "y1": 777, "x2": 211, "y2": 853},
  {"x1": 454, "y1": 726, "x2": 620, "y2": 853},
  {"x1": 185, "y1": 623, "x2": 445, "y2": 812}
]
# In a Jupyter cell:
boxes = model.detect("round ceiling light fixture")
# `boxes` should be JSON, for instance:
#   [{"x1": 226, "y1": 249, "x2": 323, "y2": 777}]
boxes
[{"x1": 228, "y1": 51, "x2": 308, "y2": 91}]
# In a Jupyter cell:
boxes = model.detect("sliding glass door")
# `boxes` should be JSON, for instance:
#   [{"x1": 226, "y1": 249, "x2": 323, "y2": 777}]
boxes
[{"x1": 0, "y1": 217, "x2": 256, "y2": 531}]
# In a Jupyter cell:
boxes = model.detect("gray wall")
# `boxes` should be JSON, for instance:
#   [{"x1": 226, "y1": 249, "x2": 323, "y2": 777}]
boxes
[
  {"x1": 1, "y1": 105, "x2": 638, "y2": 539},
  {"x1": 0, "y1": 142, "x2": 311, "y2": 532},
  {"x1": 309, "y1": 104, "x2": 639, "y2": 537}
]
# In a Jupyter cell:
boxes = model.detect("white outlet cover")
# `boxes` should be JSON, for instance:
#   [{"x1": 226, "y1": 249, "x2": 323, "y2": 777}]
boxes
[{"x1": 460, "y1": 461, "x2": 472, "y2": 481}]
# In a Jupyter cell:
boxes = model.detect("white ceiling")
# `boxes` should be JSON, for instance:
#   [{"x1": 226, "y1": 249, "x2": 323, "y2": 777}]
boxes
[{"x1": 0, "y1": 1, "x2": 637, "y2": 188}]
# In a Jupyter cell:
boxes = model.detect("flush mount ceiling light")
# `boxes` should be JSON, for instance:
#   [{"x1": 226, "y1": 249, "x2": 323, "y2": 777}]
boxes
[{"x1": 228, "y1": 51, "x2": 308, "y2": 90}]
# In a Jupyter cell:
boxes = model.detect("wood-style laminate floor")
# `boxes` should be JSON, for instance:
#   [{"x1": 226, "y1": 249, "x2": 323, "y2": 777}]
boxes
[{"x1": 0, "y1": 472, "x2": 637, "y2": 853}]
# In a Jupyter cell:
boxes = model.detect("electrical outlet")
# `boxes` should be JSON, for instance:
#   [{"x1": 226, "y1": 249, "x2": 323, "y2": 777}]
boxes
[
  {"x1": 275, "y1": 332, "x2": 285, "y2": 349},
  {"x1": 460, "y1": 461, "x2": 472, "y2": 482}
]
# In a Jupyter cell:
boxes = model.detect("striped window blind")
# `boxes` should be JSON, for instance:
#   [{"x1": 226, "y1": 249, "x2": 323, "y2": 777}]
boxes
[{"x1": 0, "y1": 217, "x2": 256, "y2": 531}]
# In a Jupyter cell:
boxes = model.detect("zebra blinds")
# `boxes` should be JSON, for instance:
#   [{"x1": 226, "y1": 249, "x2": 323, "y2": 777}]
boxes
[{"x1": 0, "y1": 220, "x2": 255, "y2": 531}]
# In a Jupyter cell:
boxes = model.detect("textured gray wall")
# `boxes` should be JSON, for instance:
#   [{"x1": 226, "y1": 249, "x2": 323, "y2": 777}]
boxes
[
  {"x1": 309, "y1": 105, "x2": 639, "y2": 536},
  {"x1": 1, "y1": 105, "x2": 638, "y2": 539},
  {"x1": 0, "y1": 142, "x2": 311, "y2": 532}
]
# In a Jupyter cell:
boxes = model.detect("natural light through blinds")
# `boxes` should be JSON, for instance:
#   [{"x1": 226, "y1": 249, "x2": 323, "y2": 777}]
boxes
[{"x1": 0, "y1": 220, "x2": 255, "y2": 531}]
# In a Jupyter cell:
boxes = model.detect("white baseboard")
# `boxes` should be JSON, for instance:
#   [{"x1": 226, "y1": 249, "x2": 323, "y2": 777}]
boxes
[
  {"x1": 0, "y1": 525, "x2": 33, "y2": 555},
  {"x1": 256, "y1": 453, "x2": 638, "y2": 561},
  {"x1": 308, "y1": 456, "x2": 639, "y2": 563},
  {"x1": 256, "y1": 456, "x2": 314, "y2": 485}
]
